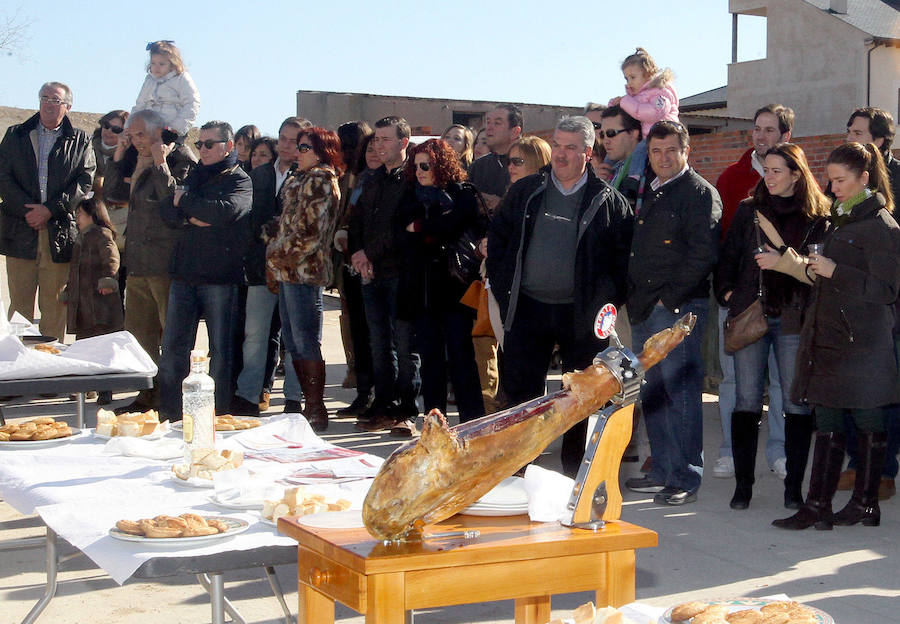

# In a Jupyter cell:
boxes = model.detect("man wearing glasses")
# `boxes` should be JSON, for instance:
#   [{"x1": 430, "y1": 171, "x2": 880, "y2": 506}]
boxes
[
  {"x1": 594, "y1": 105, "x2": 643, "y2": 202},
  {"x1": 0, "y1": 82, "x2": 95, "y2": 340},
  {"x1": 156, "y1": 121, "x2": 252, "y2": 422},
  {"x1": 104, "y1": 109, "x2": 196, "y2": 413}
]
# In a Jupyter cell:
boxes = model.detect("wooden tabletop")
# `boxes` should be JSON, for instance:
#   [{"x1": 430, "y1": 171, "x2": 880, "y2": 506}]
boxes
[{"x1": 279, "y1": 514, "x2": 657, "y2": 576}]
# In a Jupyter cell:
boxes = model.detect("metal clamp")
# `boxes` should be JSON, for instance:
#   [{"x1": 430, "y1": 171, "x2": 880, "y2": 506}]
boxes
[{"x1": 593, "y1": 346, "x2": 644, "y2": 405}]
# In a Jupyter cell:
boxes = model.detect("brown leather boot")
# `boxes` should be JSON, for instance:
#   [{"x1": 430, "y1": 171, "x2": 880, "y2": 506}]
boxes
[
  {"x1": 833, "y1": 430, "x2": 887, "y2": 526},
  {"x1": 773, "y1": 431, "x2": 845, "y2": 530},
  {"x1": 294, "y1": 359, "x2": 328, "y2": 432}
]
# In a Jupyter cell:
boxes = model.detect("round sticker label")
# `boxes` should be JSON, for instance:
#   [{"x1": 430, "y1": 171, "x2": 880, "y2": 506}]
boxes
[{"x1": 594, "y1": 304, "x2": 618, "y2": 339}]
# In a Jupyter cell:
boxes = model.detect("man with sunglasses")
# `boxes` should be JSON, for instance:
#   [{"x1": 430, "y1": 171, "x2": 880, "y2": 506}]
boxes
[
  {"x1": 104, "y1": 108, "x2": 196, "y2": 414},
  {"x1": 487, "y1": 116, "x2": 633, "y2": 477},
  {"x1": 155, "y1": 120, "x2": 251, "y2": 422},
  {"x1": 595, "y1": 105, "x2": 643, "y2": 202},
  {"x1": 0, "y1": 82, "x2": 95, "y2": 340}
]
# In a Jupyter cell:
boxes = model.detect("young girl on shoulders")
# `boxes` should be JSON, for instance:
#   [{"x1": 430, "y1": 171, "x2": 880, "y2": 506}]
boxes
[
  {"x1": 131, "y1": 40, "x2": 200, "y2": 139},
  {"x1": 609, "y1": 47, "x2": 680, "y2": 179}
]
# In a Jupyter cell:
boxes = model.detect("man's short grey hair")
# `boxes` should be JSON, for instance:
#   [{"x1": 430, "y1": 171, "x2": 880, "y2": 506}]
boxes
[
  {"x1": 201, "y1": 120, "x2": 234, "y2": 143},
  {"x1": 38, "y1": 82, "x2": 73, "y2": 106},
  {"x1": 555, "y1": 116, "x2": 595, "y2": 150},
  {"x1": 129, "y1": 109, "x2": 166, "y2": 134}
]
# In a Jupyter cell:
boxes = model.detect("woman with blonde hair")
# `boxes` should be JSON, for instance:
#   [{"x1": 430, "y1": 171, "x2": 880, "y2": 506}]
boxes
[
  {"x1": 441, "y1": 124, "x2": 475, "y2": 169},
  {"x1": 507, "y1": 136, "x2": 551, "y2": 185}
]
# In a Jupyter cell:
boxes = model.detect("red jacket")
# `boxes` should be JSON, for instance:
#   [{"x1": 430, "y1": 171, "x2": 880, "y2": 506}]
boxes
[{"x1": 715, "y1": 148, "x2": 759, "y2": 240}]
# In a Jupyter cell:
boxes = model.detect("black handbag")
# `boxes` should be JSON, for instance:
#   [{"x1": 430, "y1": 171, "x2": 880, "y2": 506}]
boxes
[
  {"x1": 445, "y1": 229, "x2": 483, "y2": 286},
  {"x1": 723, "y1": 214, "x2": 768, "y2": 354}
]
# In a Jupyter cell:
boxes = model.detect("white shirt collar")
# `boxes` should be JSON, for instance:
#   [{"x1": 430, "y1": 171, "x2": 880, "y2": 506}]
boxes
[
  {"x1": 273, "y1": 158, "x2": 292, "y2": 194},
  {"x1": 550, "y1": 168, "x2": 588, "y2": 196},
  {"x1": 750, "y1": 150, "x2": 765, "y2": 177},
  {"x1": 650, "y1": 164, "x2": 690, "y2": 191}
]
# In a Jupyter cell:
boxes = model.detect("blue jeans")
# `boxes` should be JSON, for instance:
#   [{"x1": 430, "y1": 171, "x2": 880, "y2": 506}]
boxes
[
  {"x1": 159, "y1": 281, "x2": 238, "y2": 419},
  {"x1": 361, "y1": 276, "x2": 420, "y2": 407},
  {"x1": 717, "y1": 306, "x2": 785, "y2": 465},
  {"x1": 278, "y1": 283, "x2": 323, "y2": 361},
  {"x1": 632, "y1": 299, "x2": 708, "y2": 492},
  {"x1": 235, "y1": 285, "x2": 300, "y2": 403}
]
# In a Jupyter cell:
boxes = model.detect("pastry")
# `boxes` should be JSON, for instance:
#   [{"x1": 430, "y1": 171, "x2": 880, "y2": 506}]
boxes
[
  {"x1": 691, "y1": 605, "x2": 730, "y2": 624},
  {"x1": 670, "y1": 601, "x2": 710, "y2": 622},
  {"x1": 115, "y1": 519, "x2": 145, "y2": 535},
  {"x1": 726, "y1": 610, "x2": 763, "y2": 624},
  {"x1": 33, "y1": 343, "x2": 61, "y2": 354}
]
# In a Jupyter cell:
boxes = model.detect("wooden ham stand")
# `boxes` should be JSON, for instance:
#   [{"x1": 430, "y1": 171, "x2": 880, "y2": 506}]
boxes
[{"x1": 279, "y1": 346, "x2": 657, "y2": 624}]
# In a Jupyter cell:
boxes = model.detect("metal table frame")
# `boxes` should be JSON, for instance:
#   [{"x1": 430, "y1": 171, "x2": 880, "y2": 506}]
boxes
[
  {"x1": 0, "y1": 372, "x2": 154, "y2": 428},
  {"x1": 17, "y1": 524, "x2": 297, "y2": 624}
]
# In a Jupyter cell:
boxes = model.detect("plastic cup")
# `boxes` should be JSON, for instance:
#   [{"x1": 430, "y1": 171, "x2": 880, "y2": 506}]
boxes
[{"x1": 808, "y1": 243, "x2": 824, "y2": 256}]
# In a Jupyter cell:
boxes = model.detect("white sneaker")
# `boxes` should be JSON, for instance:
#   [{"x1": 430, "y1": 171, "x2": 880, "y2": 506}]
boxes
[
  {"x1": 772, "y1": 457, "x2": 787, "y2": 479},
  {"x1": 712, "y1": 456, "x2": 734, "y2": 478}
]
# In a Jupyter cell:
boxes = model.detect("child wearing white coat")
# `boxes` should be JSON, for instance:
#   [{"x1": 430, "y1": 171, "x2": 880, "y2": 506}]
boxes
[{"x1": 131, "y1": 41, "x2": 200, "y2": 138}]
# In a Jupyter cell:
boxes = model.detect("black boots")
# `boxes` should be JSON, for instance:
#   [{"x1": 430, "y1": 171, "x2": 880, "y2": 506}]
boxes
[
  {"x1": 783, "y1": 412, "x2": 815, "y2": 509},
  {"x1": 730, "y1": 411, "x2": 761, "y2": 510},
  {"x1": 832, "y1": 430, "x2": 887, "y2": 527},
  {"x1": 772, "y1": 431, "x2": 845, "y2": 530},
  {"x1": 294, "y1": 359, "x2": 328, "y2": 432}
]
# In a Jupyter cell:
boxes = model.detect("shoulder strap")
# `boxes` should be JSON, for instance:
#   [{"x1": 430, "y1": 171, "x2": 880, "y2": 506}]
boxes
[{"x1": 755, "y1": 210, "x2": 785, "y2": 249}]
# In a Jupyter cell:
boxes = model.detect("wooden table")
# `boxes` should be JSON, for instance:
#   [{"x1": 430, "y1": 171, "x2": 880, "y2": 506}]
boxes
[{"x1": 279, "y1": 514, "x2": 657, "y2": 624}]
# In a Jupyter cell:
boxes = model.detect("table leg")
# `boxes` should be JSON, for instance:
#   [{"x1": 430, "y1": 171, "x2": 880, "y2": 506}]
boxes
[
  {"x1": 197, "y1": 572, "x2": 246, "y2": 624},
  {"x1": 299, "y1": 583, "x2": 334, "y2": 624},
  {"x1": 209, "y1": 572, "x2": 226, "y2": 624},
  {"x1": 75, "y1": 392, "x2": 85, "y2": 429},
  {"x1": 21, "y1": 528, "x2": 58, "y2": 624},
  {"x1": 596, "y1": 549, "x2": 636, "y2": 607},
  {"x1": 514, "y1": 596, "x2": 551, "y2": 624},
  {"x1": 365, "y1": 572, "x2": 406, "y2": 624},
  {"x1": 264, "y1": 565, "x2": 293, "y2": 624}
]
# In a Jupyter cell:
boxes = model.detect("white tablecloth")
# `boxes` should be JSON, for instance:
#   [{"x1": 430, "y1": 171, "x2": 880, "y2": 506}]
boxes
[{"x1": 0, "y1": 415, "x2": 380, "y2": 584}]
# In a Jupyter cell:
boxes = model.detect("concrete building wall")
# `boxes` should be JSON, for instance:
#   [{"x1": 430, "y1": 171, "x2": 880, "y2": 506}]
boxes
[
  {"x1": 295, "y1": 91, "x2": 580, "y2": 135},
  {"x1": 727, "y1": 0, "x2": 876, "y2": 140}
]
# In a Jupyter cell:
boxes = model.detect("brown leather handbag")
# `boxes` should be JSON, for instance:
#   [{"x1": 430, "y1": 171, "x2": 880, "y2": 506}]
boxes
[{"x1": 723, "y1": 214, "x2": 768, "y2": 354}]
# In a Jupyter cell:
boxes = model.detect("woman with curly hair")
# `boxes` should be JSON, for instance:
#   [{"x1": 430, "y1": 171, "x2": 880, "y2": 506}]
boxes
[
  {"x1": 397, "y1": 139, "x2": 487, "y2": 432},
  {"x1": 266, "y1": 127, "x2": 344, "y2": 431}
]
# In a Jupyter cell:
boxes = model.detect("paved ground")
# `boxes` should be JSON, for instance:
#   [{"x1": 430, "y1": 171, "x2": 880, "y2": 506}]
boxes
[{"x1": 2, "y1": 261, "x2": 898, "y2": 622}]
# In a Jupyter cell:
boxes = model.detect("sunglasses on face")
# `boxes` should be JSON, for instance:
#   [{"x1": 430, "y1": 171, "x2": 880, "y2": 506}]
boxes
[
  {"x1": 194, "y1": 139, "x2": 227, "y2": 150},
  {"x1": 416, "y1": 162, "x2": 431, "y2": 172},
  {"x1": 102, "y1": 122, "x2": 124, "y2": 134},
  {"x1": 591, "y1": 122, "x2": 603, "y2": 130},
  {"x1": 508, "y1": 157, "x2": 526, "y2": 167},
  {"x1": 598, "y1": 128, "x2": 631, "y2": 139},
  {"x1": 297, "y1": 143, "x2": 314, "y2": 153}
]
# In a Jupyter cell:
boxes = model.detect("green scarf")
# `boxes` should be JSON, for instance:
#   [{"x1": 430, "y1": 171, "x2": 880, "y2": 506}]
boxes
[
  {"x1": 611, "y1": 152, "x2": 634, "y2": 190},
  {"x1": 830, "y1": 188, "x2": 871, "y2": 227}
]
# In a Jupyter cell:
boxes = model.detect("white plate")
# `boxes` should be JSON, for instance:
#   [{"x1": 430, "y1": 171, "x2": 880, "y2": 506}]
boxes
[
  {"x1": 108, "y1": 516, "x2": 249, "y2": 545},
  {"x1": 659, "y1": 598, "x2": 834, "y2": 623},
  {"x1": 257, "y1": 512, "x2": 277, "y2": 527},
  {"x1": 208, "y1": 494, "x2": 264, "y2": 510},
  {"x1": 459, "y1": 506, "x2": 529, "y2": 517},
  {"x1": 92, "y1": 428, "x2": 165, "y2": 441},
  {"x1": 0, "y1": 428, "x2": 82, "y2": 449},
  {"x1": 475, "y1": 476, "x2": 528, "y2": 506},
  {"x1": 168, "y1": 472, "x2": 215, "y2": 489}
]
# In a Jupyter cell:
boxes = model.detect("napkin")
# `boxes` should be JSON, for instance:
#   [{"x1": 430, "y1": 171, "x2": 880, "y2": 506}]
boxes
[
  {"x1": 211, "y1": 466, "x2": 281, "y2": 505},
  {"x1": 522, "y1": 464, "x2": 575, "y2": 522},
  {"x1": 103, "y1": 437, "x2": 185, "y2": 460}
]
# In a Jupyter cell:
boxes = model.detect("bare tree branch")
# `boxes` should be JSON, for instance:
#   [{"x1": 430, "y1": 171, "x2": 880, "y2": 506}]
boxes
[{"x1": 0, "y1": 7, "x2": 33, "y2": 58}]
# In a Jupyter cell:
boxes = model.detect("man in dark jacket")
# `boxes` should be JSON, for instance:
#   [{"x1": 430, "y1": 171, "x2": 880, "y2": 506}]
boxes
[
  {"x1": 487, "y1": 115, "x2": 634, "y2": 477},
  {"x1": 157, "y1": 121, "x2": 252, "y2": 420},
  {"x1": 468, "y1": 104, "x2": 523, "y2": 214},
  {"x1": 0, "y1": 82, "x2": 95, "y2": 340},
  {"x1": 229, "y1": 116, "x2": 308, "y2": 416},
  {"x1": 104, "y1": 109, "x2": 195, "y2": 412},
  {"x1": 625, "y1": 121, "x2": 722, "y2": 505},
  {"x1": 348, "y1": 116, "x2": 421, "y2": 433}
]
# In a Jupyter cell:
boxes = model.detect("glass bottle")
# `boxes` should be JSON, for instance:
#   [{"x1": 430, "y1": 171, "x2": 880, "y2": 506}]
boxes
[{"x1": 182, "y1": 349, "x2": 215, "y2": 464}]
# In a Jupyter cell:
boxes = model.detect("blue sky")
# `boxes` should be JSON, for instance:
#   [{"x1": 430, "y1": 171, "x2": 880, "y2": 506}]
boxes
[{"x1": 1, "y1": 1, "x2": 766, "y2": 135}]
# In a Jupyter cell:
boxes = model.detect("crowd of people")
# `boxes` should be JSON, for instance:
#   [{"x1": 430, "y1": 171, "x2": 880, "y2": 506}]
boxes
[{"x1": 2, "y1": 42, "x2": 900, "y2": 531}]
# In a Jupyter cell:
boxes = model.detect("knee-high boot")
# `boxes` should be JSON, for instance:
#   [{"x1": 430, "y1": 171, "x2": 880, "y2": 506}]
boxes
[
  {"x1": 772, "y1": 431, "x2": 845, "y2": 530},
  {"x1": 832, "y1": 430, "x2": 887, "y2": 526},
  {"x1": 730, "y1": 411, "x2": 761, "y2": 510},
  {"x1": 295, "y1": 359, "x2": 328, "y2": 432},
  {"x1": 783, "y1": 412, "x2": 815, "y2": 509}
]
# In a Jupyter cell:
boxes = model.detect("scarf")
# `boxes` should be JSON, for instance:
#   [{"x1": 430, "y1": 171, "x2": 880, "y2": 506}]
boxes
[
  {"x1": 415, "y1": 183, "x2": 454, "y2": 213},
  {"x1": 185, "y1": 150, "x2": 238, "y2": 189},
  {"x1": 830, "y1": 188, "x2": 872, "y2": 228}
]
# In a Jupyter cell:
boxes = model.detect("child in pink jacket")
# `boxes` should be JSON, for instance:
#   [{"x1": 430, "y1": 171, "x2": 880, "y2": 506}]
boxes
[{"x1": 608, "y1": 47, "x2": 680, "y2": 180}]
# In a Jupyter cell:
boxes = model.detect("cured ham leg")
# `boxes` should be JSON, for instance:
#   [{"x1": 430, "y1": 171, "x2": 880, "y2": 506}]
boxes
[{"x1": 362, "y1": 313, "x2": 696, "y2": 540}]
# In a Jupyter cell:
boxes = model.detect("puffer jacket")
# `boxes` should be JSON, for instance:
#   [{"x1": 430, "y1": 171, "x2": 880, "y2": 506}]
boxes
[
  {"x1": 64, "y1": 224, "x2": 123, "y2": 338},
  {"x1": 160, "y1": 162, "x2": 252, "y2": 285},
  {"x1": 104, "y1": 145, "x2": 196, "y2": 276},
  {"x1": 627, "y1": 169, "x2": 721, "y2": 325},
  {"x1": 0, "y1": 113, "x2": 95, "y2": 262},
  {"x1": 616, "y1": 69, "x2": 680, "y2": 138},
  {"x1": 266, "y1": 164, "x2": 341, "y2": 287},
  {"x1": 487, "y1": 166, "x2": 633, "y2": 333},
  {"x1": 131, "y1": 70, "x2": 201, "y2": 136},
  {"x1": 793, "y1": 193, "x2": 900, "y2": 409}
]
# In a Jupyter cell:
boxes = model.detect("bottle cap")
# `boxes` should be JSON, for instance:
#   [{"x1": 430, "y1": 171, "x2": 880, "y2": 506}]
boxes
[{"x1": 190, "y1": 349, "x2": 208, "y2": 363}]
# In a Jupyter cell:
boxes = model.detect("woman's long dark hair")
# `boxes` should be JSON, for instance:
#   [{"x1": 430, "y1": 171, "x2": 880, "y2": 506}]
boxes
[
  {"x1": 79, "y1": 196, "x2": 117, "y2": 239},
  {"x1": 750, "y1": 142, "x2": 829, "y2": 219}
]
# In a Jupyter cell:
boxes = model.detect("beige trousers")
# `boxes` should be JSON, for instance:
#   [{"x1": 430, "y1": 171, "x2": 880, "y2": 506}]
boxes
[
  {"x1": 6, "y1": 228, "x2": 70, "y2": 340},
  {"x1": 125, "y1": 274, "x2": 170, "y2": 406}
]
